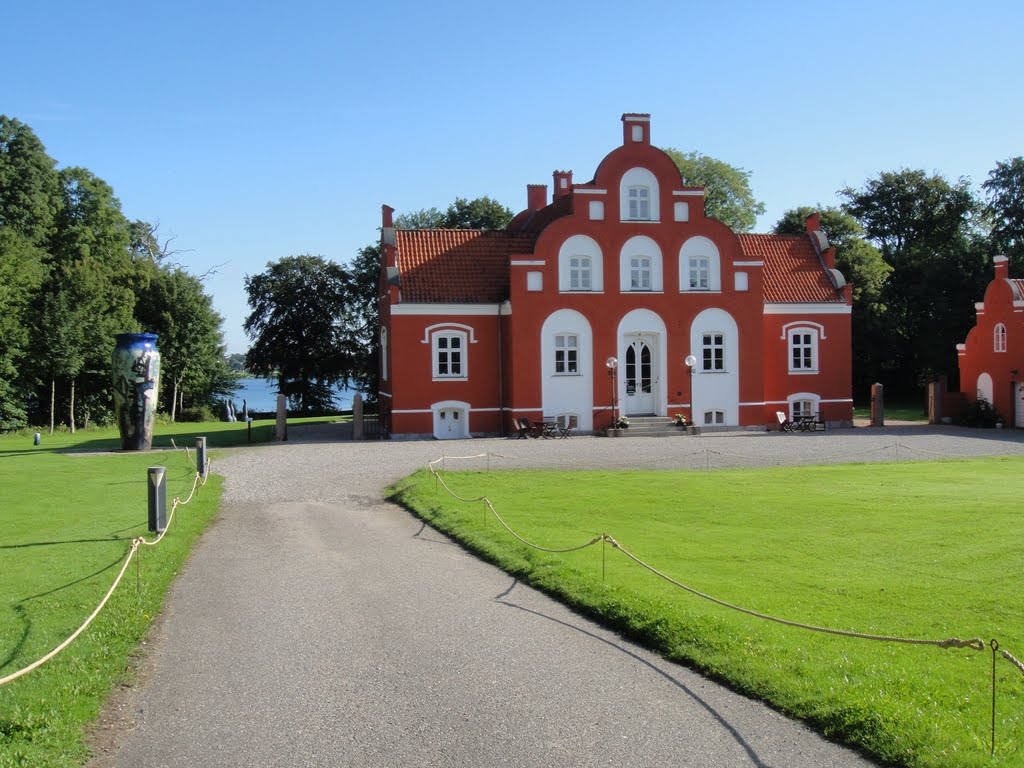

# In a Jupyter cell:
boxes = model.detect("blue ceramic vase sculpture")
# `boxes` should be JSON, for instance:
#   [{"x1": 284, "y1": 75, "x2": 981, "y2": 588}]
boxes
[{"x1": 112, "y1": 333, "x2": 161, "y2": 450}]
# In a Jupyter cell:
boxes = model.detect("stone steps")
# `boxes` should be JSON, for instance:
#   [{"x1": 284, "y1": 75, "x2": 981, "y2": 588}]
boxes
[{"x1": 612, "y1": 415, "x2": 696, "y2": 437}]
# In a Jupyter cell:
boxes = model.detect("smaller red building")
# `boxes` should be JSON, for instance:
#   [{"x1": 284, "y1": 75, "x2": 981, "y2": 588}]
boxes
[
  {"x1": 378, "y1": 113, "x2": 853, "y2": 439},
  {"x1": 956, "y1": 255, "x2": 1024, "y2": 426}
]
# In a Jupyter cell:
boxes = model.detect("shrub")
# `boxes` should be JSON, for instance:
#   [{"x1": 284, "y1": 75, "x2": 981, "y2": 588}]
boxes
[
  {"x1": 178, "y1": 405, "x2": 217, "y2": 423},
  {"x1": 957, "y1": 396, "x2": 1003, "y2": 428}
]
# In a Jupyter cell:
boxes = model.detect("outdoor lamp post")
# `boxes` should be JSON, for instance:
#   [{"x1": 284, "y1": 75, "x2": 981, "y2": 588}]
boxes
[
  {"x1": 685, "y1": 354, "x2": 697, "y2": 426},
  {"x1": 606, "y1": 356, "x2": 618, "y2": 427}
]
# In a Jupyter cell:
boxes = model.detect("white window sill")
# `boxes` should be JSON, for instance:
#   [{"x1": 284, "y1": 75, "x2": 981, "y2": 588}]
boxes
[
  {"x1": 559, "y1": 290, "x2": 604, "y2": 294},
  {"x1": 432, "y1": 376, "x2": 468, "y2": 382},
  {"x1": 619, "y1": 219, "x2": 661, "y2": 224},
  {"x1": 788, "y1": 369, "x2": 820, "y2": 375},
  {"x1": 620, "y1": 290, "x2": 664, "y2": 294}
]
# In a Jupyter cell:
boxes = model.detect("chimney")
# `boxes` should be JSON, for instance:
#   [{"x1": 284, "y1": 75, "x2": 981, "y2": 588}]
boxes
[
  {"x1": 553, "y1": 170, "x2": 573, "y2": 200},
  {"x1": 382, "y1": 204, "x2": 394, "y2": 229},
  {"x1": 622, "y1": 113, "x2": 651, "y2": 145},
  {"x1": 527, "y1": 184, "x2": 547, "y2": 211},
  {"x1": 804, "y1": 212, "x2": 821, "y2": 233},
  {"x1": 994, "y1": 254, "x2": 1009, "y2": 280}
]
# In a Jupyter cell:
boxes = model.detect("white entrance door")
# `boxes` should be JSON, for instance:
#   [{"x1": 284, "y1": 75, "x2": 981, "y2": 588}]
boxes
[
  {"x1": 437, "y1": 408, "x2": 465, "y2": 439},
  {"x1": 623, "y1": 336, "x2": 657, "y2": 415},
  {"x1": 1016, "y1": 383, "x2": 1024, "y2": 428}
]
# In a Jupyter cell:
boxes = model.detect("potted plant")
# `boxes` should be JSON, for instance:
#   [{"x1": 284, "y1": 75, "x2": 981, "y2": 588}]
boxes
[
  {"x1": 614, "y1": 416, "x2": 630, "y2": 429},
  {"x1": 674, "y1": 413, "x2": 690, "y2": 427}
]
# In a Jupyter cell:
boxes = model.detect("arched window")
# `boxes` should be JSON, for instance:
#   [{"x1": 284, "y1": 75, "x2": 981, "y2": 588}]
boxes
[
  {"x1": 619, "y1": 167, "x2": 660, "y2": 222},
  {"x1": 995, "y1": 323, "x2": 1007, "y2": 352},
  {"x1": 679, "y1": 236, "x2": 721, "y2": 292},
  {"x1": 380, "y1": 326, "x2": 389, "y2": 381},
  {"x1": 558, "y1": 235, "x2": 603, "y2": 292},
  {"x1": 619, "y1": 236, "x2": 663, "y2": 292}
]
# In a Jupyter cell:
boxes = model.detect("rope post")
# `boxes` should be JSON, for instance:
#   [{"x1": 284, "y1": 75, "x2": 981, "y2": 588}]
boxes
[
  {"x1": 602, "y1": 535, "x2": 606, "y2": 581},
  {"x1": 196, "y1": 436, "x2": 207, "y2": 479},
  {"x1": 992, "y1": 639, "x2": 999, "y2": 756},
  {"x1": 148, "y1": 466, "x2": 167, "y2": 533}
]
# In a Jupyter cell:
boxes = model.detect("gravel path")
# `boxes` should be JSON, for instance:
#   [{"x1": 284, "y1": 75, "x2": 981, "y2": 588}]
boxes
[{"x1": 89, "y1": 425, "x2": 1023, "y2": 768}]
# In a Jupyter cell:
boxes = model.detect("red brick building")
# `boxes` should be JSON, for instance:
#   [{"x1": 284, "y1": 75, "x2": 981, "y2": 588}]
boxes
[
  {"x1": 378, "y1": 114, "x2": 853, "y2": 439},
  {"x1": 956, "y1": 255, "x2": 1024, "y2": 426}
]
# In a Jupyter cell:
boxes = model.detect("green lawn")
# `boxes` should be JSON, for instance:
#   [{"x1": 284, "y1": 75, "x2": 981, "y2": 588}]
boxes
[
  {"x1": 0, "y1": 431, "x2": 225, "y2": 768},
  {"x1": 390, "y1": 459, "x2": 1024, "y2": 767},
  {"x1": 854, "y1": 401, "x2": 928, "y2": 421}
]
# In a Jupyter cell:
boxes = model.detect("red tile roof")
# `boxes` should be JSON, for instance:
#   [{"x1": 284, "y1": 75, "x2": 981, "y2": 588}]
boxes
[
  {"x1": 508, "y1": 194, "x2": 574, "y2": 235},
  {"x1": 738, "y1": 234, "x2": 844, "y2": 303},
  {"x1": 395, "y1": 229, "x2": 537, "y2": 303}
]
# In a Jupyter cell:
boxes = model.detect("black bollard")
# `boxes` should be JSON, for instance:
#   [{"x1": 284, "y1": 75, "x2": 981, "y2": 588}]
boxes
[
  {"x1": 196, "y1": 436, "x2": 207, "y2": 479},
  {"x1": 148, "y1": 467, "x2": 167, "y2": 533}
]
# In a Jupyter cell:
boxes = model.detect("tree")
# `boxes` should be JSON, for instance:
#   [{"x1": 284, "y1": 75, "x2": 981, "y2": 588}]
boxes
[
  {"x1": 438, "y1": 196, "x2": 513, "y2": 230},
  {"x1": 0, "y1": 230, "x2": 46, "y2": 429},
  {"x1": 0, "y1": 115, "x2": 61, "y2": 245},
  {"x1": 31, "y1": 166, "x2": 136, "y2": 431},
  {"x1": 394, "y1": 207, "x2": 444, "y2": 230},
  {"x1": 982, "y1": 157, "x2": 1024, "y2": 274},
  {"x1": 773, "y1": 207, "x2": 892, "y2": 395},
  {"x1": 661, "y1": 148, "x2": 766, "y2": 232},
  {"x1": 135, "y1": 265, "x2": 235, "y2": 420},
  {"x1": 840, "y1": 169, "x2": 986, "y2": 394},
  {"x1": 244, "y1": 255, "x2": 359, "y2": 414}
]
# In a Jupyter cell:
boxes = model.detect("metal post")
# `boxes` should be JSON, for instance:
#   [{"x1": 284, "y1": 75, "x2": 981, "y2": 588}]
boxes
[
  {"x1": 148, "y1": 466, "x2": 167, "y2": 533},
  {"x1": 196, "y1": 436, "x2": 207, "y2": 478}
]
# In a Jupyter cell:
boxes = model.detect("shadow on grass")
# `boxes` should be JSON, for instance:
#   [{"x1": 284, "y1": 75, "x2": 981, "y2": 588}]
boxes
[
  {"x1": 0, "y1": 550, "x2": 128, "y2": 672},
  {"x1": 494, "y1": 577, "x2": 773, "y2": 768}
]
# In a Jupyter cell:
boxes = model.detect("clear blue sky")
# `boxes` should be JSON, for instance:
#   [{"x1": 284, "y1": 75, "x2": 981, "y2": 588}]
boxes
[{"x1": 7, "y1": 0, "x2": 1022, "y2": 353}]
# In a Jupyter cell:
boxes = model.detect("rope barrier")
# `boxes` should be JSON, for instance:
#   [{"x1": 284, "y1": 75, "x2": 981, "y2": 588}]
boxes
[
  {"x1": 0, "y1": 457, "x2": 212, "y2": 687},
  {"x1": 427, "y1": 454, "x2": 986, "y2": 653}
]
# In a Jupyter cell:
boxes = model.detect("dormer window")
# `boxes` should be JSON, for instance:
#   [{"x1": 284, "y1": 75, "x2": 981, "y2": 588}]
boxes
[{"x1": 627, "y1": 186, "x2": 650, "y2": 220}]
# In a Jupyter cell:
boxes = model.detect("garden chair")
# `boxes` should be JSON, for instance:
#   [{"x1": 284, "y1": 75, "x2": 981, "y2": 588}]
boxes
[
  {"x1": 514, "y1": 418, "x2": 533, "y2": 439},
  {"x1": 776, "y1": 411, "x2": 794, "y2": 432}
]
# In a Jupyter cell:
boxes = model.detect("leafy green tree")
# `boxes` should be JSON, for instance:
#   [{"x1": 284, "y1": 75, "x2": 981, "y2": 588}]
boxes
[
  {"x1": 661, "y1": 148, "x2": 766, "y2": 232},
  {"x1": 0, "y1": 115, "x2": 61, "y2": 245},
  {"x1": 0, "y1": 230, "x2": 46, "y2": 429},
  {"x1": 982, "y1": 157, "x2": 1024, "y2": 274},
  {"x1": 394, "y1": 207, "x2": 444, "y2": 230},
  {"x1": 840, "y1": 169, "x2": 986, "y2": 394},
  {"x1": 438, "y1": 196, "x2": 513, "y2": 230},
  {"x1": 244, "y1": 255, "x2": 359, "y2": 414},
  {"x1": 30, "y1": 167, "x2": 136, "y2": 431},
  {"x1": 135, "y1": 265, "x2": 236, "y2": 419},
  {"x1": 773, "y1": 207, "x2": 892, "y2": 395}
]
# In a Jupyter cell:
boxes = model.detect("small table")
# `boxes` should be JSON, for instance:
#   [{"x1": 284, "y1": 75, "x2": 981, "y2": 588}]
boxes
[{"x1": 537, "y1": 421, "x2": 558, "y2": 439}]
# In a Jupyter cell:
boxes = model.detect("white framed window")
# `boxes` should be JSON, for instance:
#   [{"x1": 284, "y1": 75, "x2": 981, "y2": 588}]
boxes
[
  {"x1": 554, "y1": 334, "x2": 579, "y2": 375},
  {"x1": 433, "y1": 331, "x2": 467, "y2": 379},
  {"x1": 627, "y1": 186, "x2": 650, "y2": 220},
  {"x1": 703, "y1": 409, "x2": 725, "y2": 425},
  {"x1": 674, "y1": 201, "x2": 689, "y2": 222},
  {"x1": 995, "y1": 323, "x2": 1007, "y2": 352},
  {"x1": 620, "y1": 168, "x2": 660, "y2": 222},
  {"x1": 569, "y1": 256, "x2": 592, "y2": 290},
  {"x1": 588, "y1": 200, "x2": 604, "y2": 220},
  {"x1": 630, "y1": 257, "x2": 652, "y2": 290},
  {"x1": 559, "y1": 235, "x2": 603, "y2": 292},
  {"x1": 702, "y1": 332, "x2": 725, "y2": 372},
  {"x1": 792, "y1": 399, "x2": 815, "y2": 418},
  {"x1": 688, "y1": 257, "x2": 710, "y2": 290},
  {"x1": 679, "y1": 237, "x2": 721, "y2": 293},
  {"x1": 788, "y1": 328, "x2": 819, "y2": 372}
]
